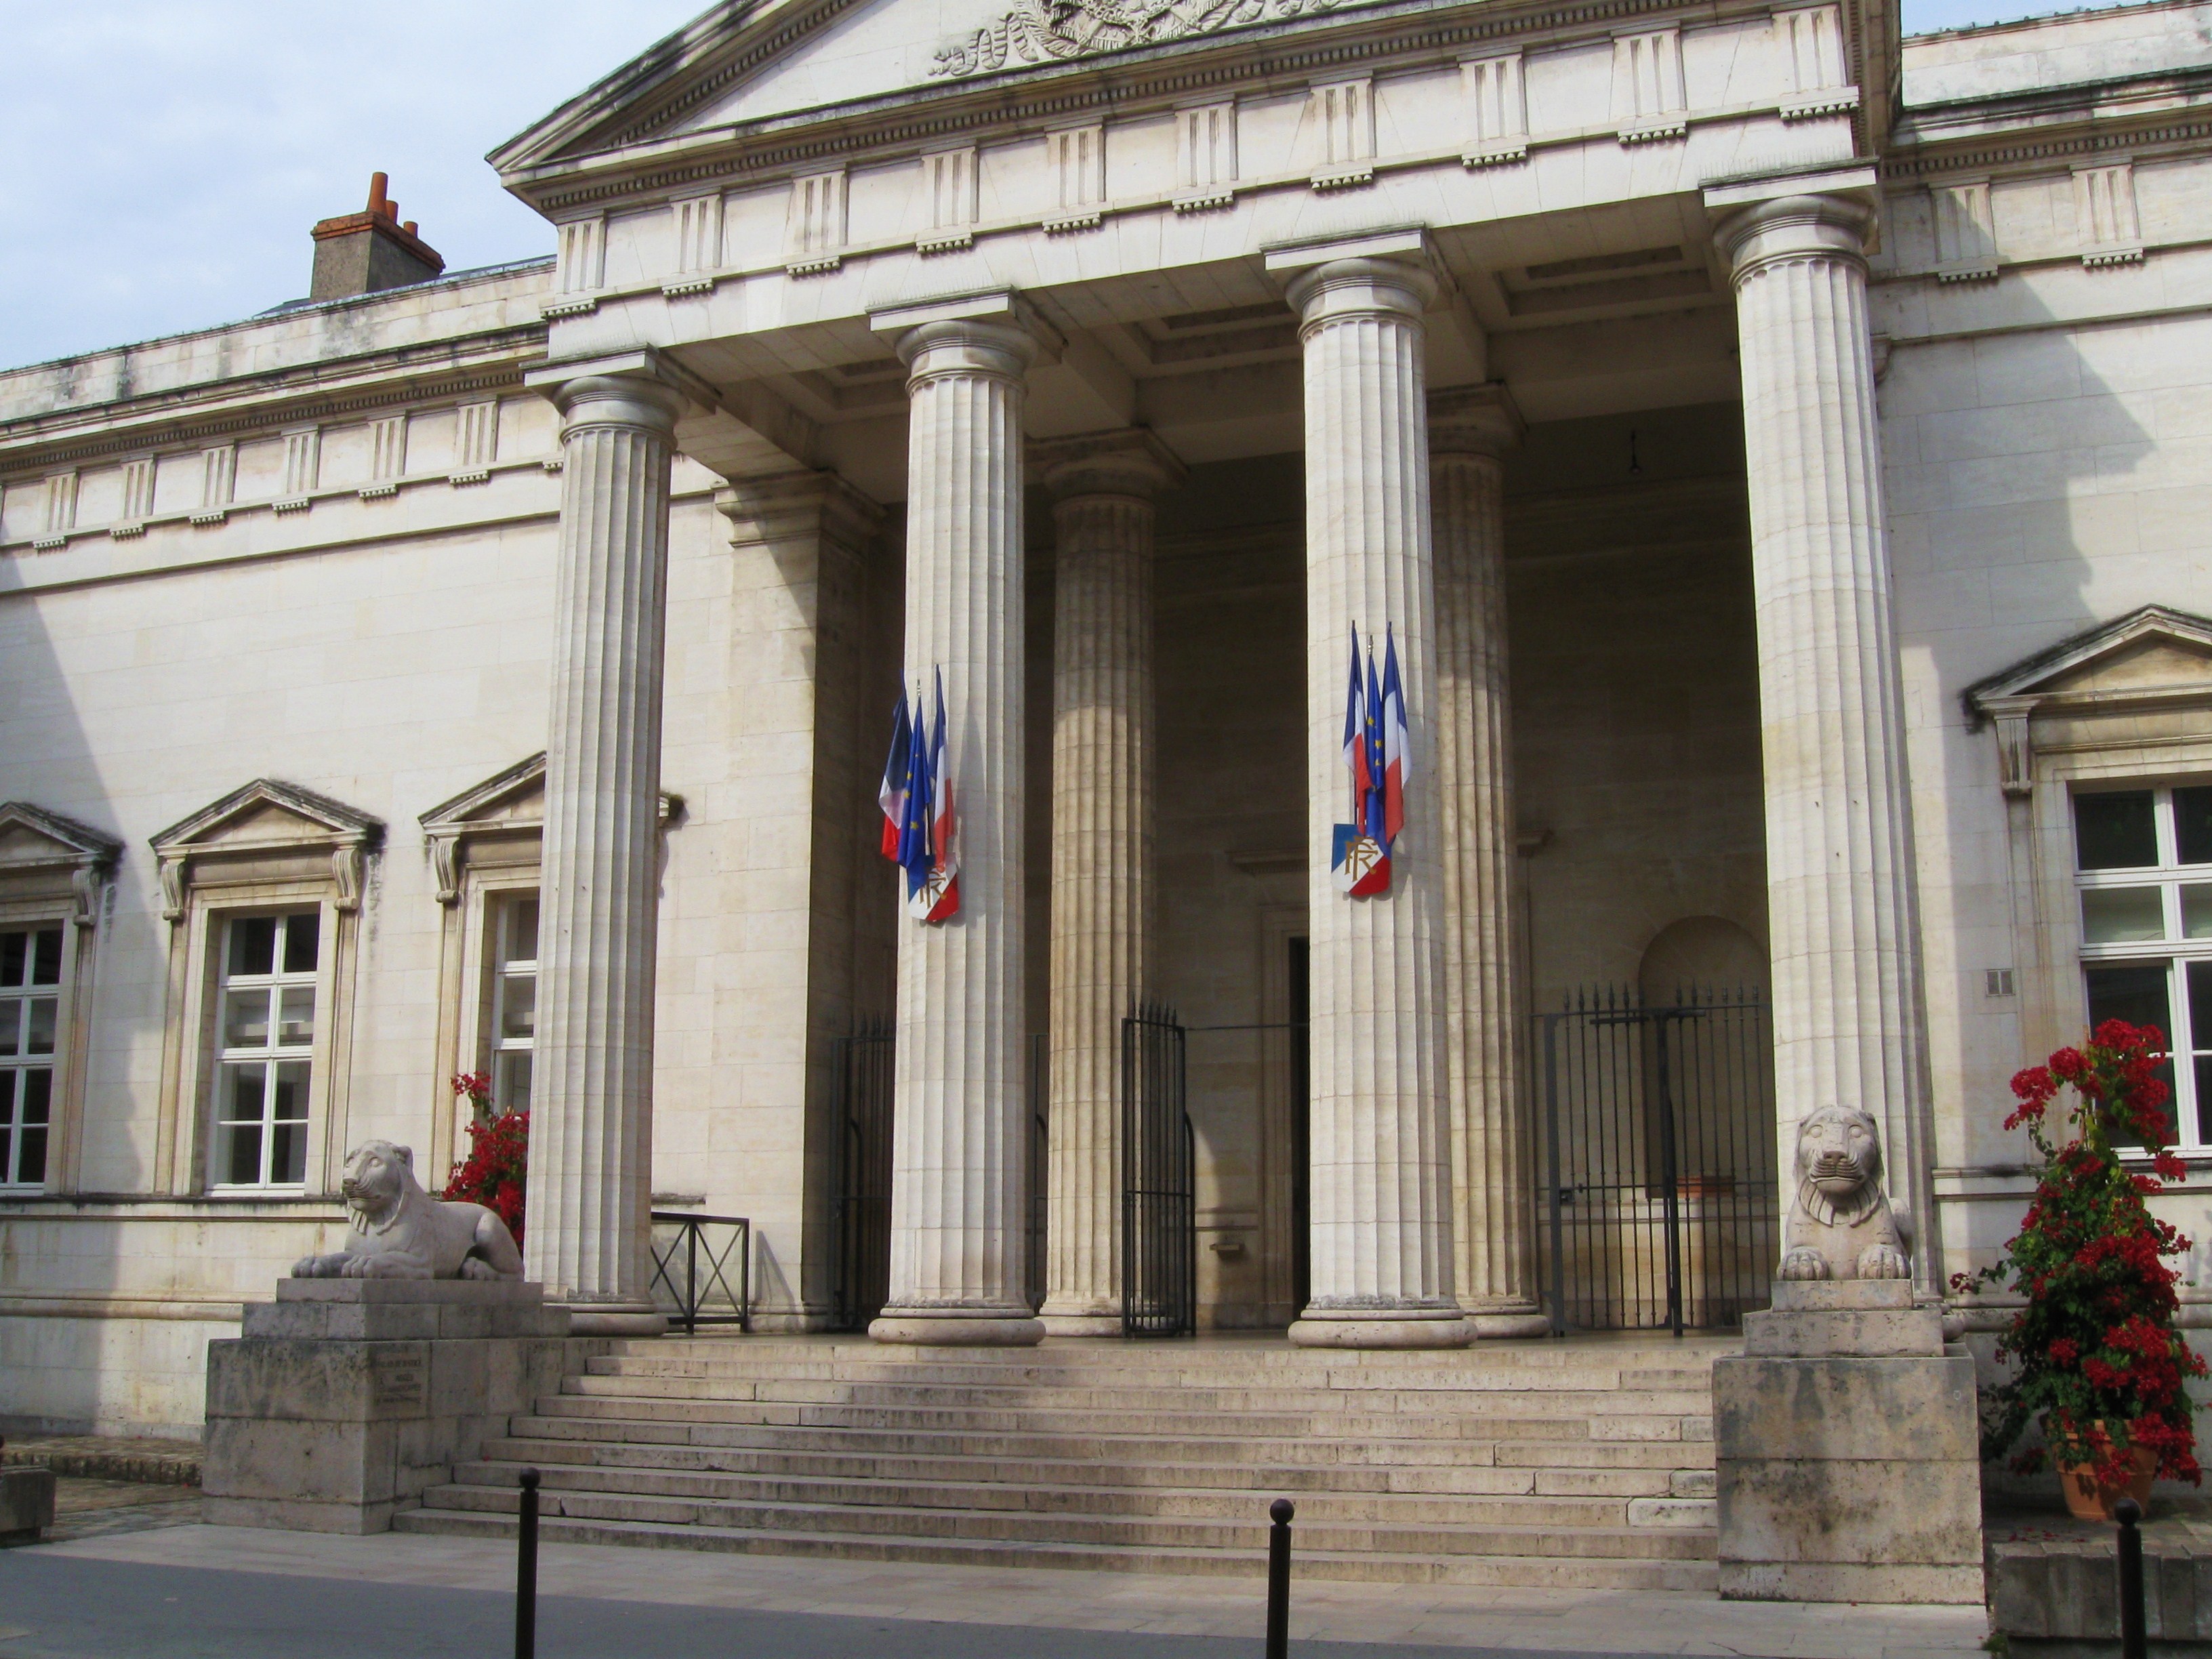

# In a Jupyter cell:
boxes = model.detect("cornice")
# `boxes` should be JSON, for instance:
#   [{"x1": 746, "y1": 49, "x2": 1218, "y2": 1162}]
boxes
[
  {"x1": 519, "y1": 0, "x2": 1788, "y2": 215},
  {"x1": 1883, "y1": 108, "x2": 2212, "y2": 179},
  {"x1": 0, "y1": 327, "x2": 547, "y2": 478}
]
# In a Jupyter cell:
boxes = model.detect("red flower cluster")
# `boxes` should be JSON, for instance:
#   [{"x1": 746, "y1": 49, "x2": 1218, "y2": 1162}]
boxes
[
  {"x1": 443, "y1": 1073, "x2": 527, "y2": 1245},
  {"x1": 1959, "y1": 1022, "x2": 2205, "y2": 1487}
]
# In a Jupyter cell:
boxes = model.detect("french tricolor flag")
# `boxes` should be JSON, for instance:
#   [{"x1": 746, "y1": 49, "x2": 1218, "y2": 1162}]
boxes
[
  {"x1": 1332, "y1": 628, "x2": 1396, "y2": 897},
  {"x1": 877, "y1": 690, "x2": 912, "y2": 861},
  {"x1": 918, "y1": 670, "x2": 960, "y2": 923},
  {"x1": 1380, "y1": 626, "x2": 1408, "y2": 848}
]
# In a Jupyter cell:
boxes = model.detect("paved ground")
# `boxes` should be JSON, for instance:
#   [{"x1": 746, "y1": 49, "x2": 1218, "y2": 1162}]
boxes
[{"x1": 0, "y1": 1518, "x2": 1990, "y2": 1659}]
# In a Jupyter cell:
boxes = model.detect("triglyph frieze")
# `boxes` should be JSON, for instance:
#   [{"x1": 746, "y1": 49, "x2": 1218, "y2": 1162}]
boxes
[{"x1": 932, "y1": 0, "x2": 1354, "y2": 79}]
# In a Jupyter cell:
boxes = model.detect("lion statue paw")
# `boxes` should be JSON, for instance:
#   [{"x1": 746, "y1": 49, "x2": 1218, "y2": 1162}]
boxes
[{"x1": 1778, "y1": 1246, "x2": 1832, "y2": 1282}]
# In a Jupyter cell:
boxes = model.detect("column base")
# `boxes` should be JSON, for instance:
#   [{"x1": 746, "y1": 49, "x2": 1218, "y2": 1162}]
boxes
[
  {"x1": 1461, "y1": 1299, "x2": 1554, "y2": 1340},
  {"x1": 1288, "y1": 1309, "x2": 1474, "y2": 1350},
  {"x1": 1039, "y1": 1313, "x2": 1125, "y2": 1338},
  {"x1": 870, "y1": 1311, "x2": 1046, "y2": 1347},
  {"x1": 558, "y1": 1300, "x2": 668, "y2": 1337}
]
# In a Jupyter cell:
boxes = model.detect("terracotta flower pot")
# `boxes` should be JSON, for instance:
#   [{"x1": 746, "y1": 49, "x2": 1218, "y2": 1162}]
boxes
[{"x1": 2057, "y1": 1441, "x2": 2158, "y2": 1521}]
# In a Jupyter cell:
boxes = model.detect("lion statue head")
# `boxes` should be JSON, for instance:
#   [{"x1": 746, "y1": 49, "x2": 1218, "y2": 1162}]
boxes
[
  {"x1": 340, "y1": 1141, "x2": 424, "y2": 1235},
  {"x1": 1795, "y1": 1105, "x2": 1882, "y2": 1216}
]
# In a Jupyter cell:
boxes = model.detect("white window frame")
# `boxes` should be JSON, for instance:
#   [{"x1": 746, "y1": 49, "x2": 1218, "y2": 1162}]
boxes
[
  {"x1": 0, "y1": 920, "x2": 67, "y2": 1190},
  {"x1": 484, "y1": 889, "x2": 539, "y2": 1118},
  {"x1": 2072, "y1": 782, "x2": 2212, "y2": 1148},
  {"x1": 207, "y1": 909, "x2": 323, "y2": 1191}
]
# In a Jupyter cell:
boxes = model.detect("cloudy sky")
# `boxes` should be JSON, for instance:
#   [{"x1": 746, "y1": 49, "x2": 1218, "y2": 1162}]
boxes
[{"x1": 0, "y1": 0, "x2": 2105, "y2": 373}]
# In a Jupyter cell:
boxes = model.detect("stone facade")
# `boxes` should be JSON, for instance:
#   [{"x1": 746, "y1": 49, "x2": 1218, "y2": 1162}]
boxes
[{"x1": 1, "y1": 0, "x2": 2209, "y2": 1597}]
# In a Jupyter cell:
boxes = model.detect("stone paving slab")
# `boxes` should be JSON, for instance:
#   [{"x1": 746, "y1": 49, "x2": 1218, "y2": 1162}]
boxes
[
  {"x1": 0, "y1": 1435, "x2": 201, "y2": 1485},
  {"x1": 14, "y1": 1522, "x2": 1989, "y2": 1659}
]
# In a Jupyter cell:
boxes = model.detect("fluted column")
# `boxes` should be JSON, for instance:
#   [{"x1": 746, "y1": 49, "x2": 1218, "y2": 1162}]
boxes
[
  {"x1": 1713, "y1": 187, "x2": 1938, "y2": 1291},
  {"x1": 523, "y1": 366, "x2": 684, "y2": 1334},
  {"x1": 1282, "y1": 250, "x2": 1469, "y2": 1349},
  {"x1": 1033, "y1": 431, "x2": 1185, "y2": 1337},
  {"x1": 872, "y1": 312, "x2": 1046, "y2": 1346},
  {"x1": 1429, "y1": 386, "x2": 1549, "y2": 1340}
]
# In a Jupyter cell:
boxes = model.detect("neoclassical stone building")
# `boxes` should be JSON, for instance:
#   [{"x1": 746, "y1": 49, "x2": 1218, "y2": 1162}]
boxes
[{"x1": 3, "y1": 0, "x2": 2211, "y2": 1481}]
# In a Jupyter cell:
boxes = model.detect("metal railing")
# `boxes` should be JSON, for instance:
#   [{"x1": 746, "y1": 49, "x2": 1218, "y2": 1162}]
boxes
[{"x1": 648, "y1": 1211, "x2": 752, "y2": 1334}]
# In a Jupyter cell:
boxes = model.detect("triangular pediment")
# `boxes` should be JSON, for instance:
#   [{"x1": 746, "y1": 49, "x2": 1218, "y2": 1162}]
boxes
[
  {"x1": 419, "y1": 754, "x2": 550, "y2": 835},
  {"x1": 495, "y1": 0, "x2": 1389, "y2": 174},
  {"x1": 151, "y1": 779, "x2": 384, "y2": 857},
  {"x1": 1967, "y1": 607, "x2": 2212, "y2": 718},
  {"x1": 0, "y1": 802, "x2": 123, "y2": 874}
]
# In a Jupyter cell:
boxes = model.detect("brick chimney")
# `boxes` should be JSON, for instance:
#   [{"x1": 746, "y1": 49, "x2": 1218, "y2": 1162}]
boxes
[{"x1": 310, "y1": 173, "x2": 445, "y2": 300}]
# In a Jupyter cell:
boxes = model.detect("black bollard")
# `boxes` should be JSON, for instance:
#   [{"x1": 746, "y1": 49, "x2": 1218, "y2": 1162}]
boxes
[
  {"x1": 2116, "y1": 1496, "x2": 2146, "y2": 1659},
  {"x1": 1266, "y1": 1498, "x2": 1295, "y2": 1659},
  {"x1": 516, "y1": 1467, "x2": 541, "y2": 1659}
]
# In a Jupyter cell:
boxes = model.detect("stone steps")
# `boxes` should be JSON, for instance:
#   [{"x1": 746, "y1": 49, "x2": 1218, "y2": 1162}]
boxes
[
  {"x1": 398, "y1": 1506, "x2": 1719, "y2": 1591},
  {"x1": 394, "y1": 1334, "x2": 1727, "y2": 1588}
]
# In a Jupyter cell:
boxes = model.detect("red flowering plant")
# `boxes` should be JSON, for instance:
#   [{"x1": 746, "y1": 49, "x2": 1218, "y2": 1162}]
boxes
[
  {"x1": 1954, "y1": 1021, "x2": 2205, "y2": 1487},
  {"x1": 442, "y1": 1073, "x2": 528, "y2": 1245}
]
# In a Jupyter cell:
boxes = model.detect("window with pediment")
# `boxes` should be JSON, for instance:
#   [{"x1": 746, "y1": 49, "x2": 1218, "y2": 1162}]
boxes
[
  {"x1": 0, "y1": 803, "x2": 120, "y2": 1194},
  {"x1": 417, "y1": 754, "x2": 677, "y2": 1178},
  {"x1": 1969, "y1": 607, "x2": 2212, "y2": 1148},
  {"x1": 150, "y1": 780, "x2": 381, "y2": 1197}
]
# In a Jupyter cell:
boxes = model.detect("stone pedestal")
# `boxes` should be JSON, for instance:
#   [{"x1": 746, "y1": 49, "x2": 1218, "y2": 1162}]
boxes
[
  {"x1": 1714, "y1": 1280, "x2": 1984, "y2": 1604},
  {"x1": 203, "y1": 1279, "x2": 596, "y2": 1534},
  {"x1": 0, "y1": 1466, "x2": 56, "y2": 1544},
  {"x1": 1271, "y1": 234, "x2": 1469, "y2": 1351}
]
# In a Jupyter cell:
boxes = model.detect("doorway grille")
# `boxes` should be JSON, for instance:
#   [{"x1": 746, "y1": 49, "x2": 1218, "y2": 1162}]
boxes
[
  {"x1": 832, "y1": 1021, "x2": 895, "y2": 1331},
  {"x1": 1534, "y1": 985, "x2": 1778, "y2": 1334},
  {"x1": 1121, "y1": 1002, "x2": 1196, "y2": 1337}
]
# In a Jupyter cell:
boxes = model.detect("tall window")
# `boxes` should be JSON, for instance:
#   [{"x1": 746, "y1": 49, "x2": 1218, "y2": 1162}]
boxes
[
  {"x1": 1, "y1": 925, "x2": 62, "y2": 1189},
  {"x1": 488, "y1": 895, "x2": 538, "y2": 1115},
  {"x1": 2074, "y1": 784, "x2": 2212, "y2": 1146},
  {"x1": 214, "y1": 912, "x2": 318, "y2": 1188}
]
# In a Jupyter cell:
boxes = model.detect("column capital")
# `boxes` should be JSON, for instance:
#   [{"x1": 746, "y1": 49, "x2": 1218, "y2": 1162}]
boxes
[
  {"x1": 1268, "y1": 228, "x2": 1439, "y2": 329},
  {"x1": 1031, "y1": 428, "x2": 1187, "y2": 502},
  {"x1": 1427, "y1": 382, "x2": 1525, "y2": 460},
  {"x1": 1704, "y1": 165, "x2": 1880, "y2": 285},
  {"x1": 524, "y1": 348, "x2": 695, "y2": 434},
  {"x1": 871, "y1": 290, "x2": 1061, "y2": 383}
]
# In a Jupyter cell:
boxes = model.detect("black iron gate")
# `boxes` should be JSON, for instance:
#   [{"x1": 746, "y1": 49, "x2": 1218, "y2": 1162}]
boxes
[
  {"x1": 832, "y1": 1021, "x2": 895, "y2": 1330},
  {"x1": 1121, "y1": 1002, "x2": 1195, "y2": 1337},
  {"x1": 1534, "y1": 985, "x2": 1778, "y2": 1335},
  {"x1": 1029, "y1": 1031, "x2": 1048, "y2": 1314}
]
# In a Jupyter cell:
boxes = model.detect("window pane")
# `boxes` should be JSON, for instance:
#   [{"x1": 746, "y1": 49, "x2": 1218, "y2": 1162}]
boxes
[
  {"x1": 0, "y1": 1002, "x2": 16, "y2": 1058},
  {"x1": 495, "y1": 1050, "x2": 533, "y2": 1114},
  {"x1": 2083, "y1": 886, "x2": 2167, "y2": 944},
  {"x1": 0, "y1": 931, "x2": 22, "y2": 987},
  {"x1": 223, "y1": 1061, "x2": 267, "y2": 1124},
  {"x1": 2077, "y1": 791, "x2": 2159, "y2": 871},
  {"x1": 2087, "y1": 961, "x2": 2175, "y2": 1035},
  {"x1": 13, "y1": 1126, "x2": 45, "y2": 1187},
  {"x1": 0, "y1": 1070, "x2": 13, "y2": 1121},
  {"x1": 223, "y1": 989, "x2": 271, "y2": 1050},
  {"x1": 2196, "y1": 1054, "x2": 2212, "y2": 1147},
  {"x1": 499, "y1": 974, "x2": 536, "y2": 1042},
  {"x1": 2185, "y1": 884, "x2": 2212, "y2": 940},
  {"x1": 222, "y1": 1122, "x2": 264, "y2": 1186},
  {"x1": 508, "y1": 898, "x2": 540, "y2": 966},
  {"x1": 270, "y1": 1118, "x2": 308, "y2": 1186},
  {"x1": 21, "y1": 1067, "x2": 50, "y2": 1125},
  {"x1": 229, "y1": 916, "x2": 277, "y2": 977},
  {"x1": 2177, "y1": 787, "x2": 2212, "y2": 866},
  {"x1": 277, "y1": 986, "x2": 316, "y2": 1048},
  {"x1": 271, "y1": 1059, "x2": 311, "y2": 1124},
  {"x1": 2190, "y1": 962, "x2": 2212, "y2": 1059},
  {"x1": 282, "y1": 912, "x2": 319, "y2": 975},
  {"x1": 22, "y1": 996, "x2": 55, "y2": 1057},
  {"x1": 29, "y1": 928, "x2": 60, "y2": 987}
]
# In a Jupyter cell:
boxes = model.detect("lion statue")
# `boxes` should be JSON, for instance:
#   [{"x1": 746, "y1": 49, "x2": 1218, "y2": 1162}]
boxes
[
  {"x1": 291, "y1": 1141, "x2": 524, "y2": 1282},
  {"x1": 1778, "y1": 1105, "x2": 1912, "y2": 1282}
]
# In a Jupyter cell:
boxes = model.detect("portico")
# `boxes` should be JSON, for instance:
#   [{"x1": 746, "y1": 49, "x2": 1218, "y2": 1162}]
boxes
[{"x1": 496, "y1": 0, "x2": 1925, "y2": 1347}]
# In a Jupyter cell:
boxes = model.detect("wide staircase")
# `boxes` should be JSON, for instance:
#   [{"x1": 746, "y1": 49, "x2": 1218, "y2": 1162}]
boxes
[{"x1": 394, "y1": 1334, "x2": 1733, "y2": 1589}]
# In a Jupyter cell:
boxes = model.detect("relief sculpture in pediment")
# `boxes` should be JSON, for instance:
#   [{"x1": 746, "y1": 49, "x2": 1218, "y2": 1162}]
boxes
[{"x1": 933, "y1": 0, "x2": 1345, "y2": 78}]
